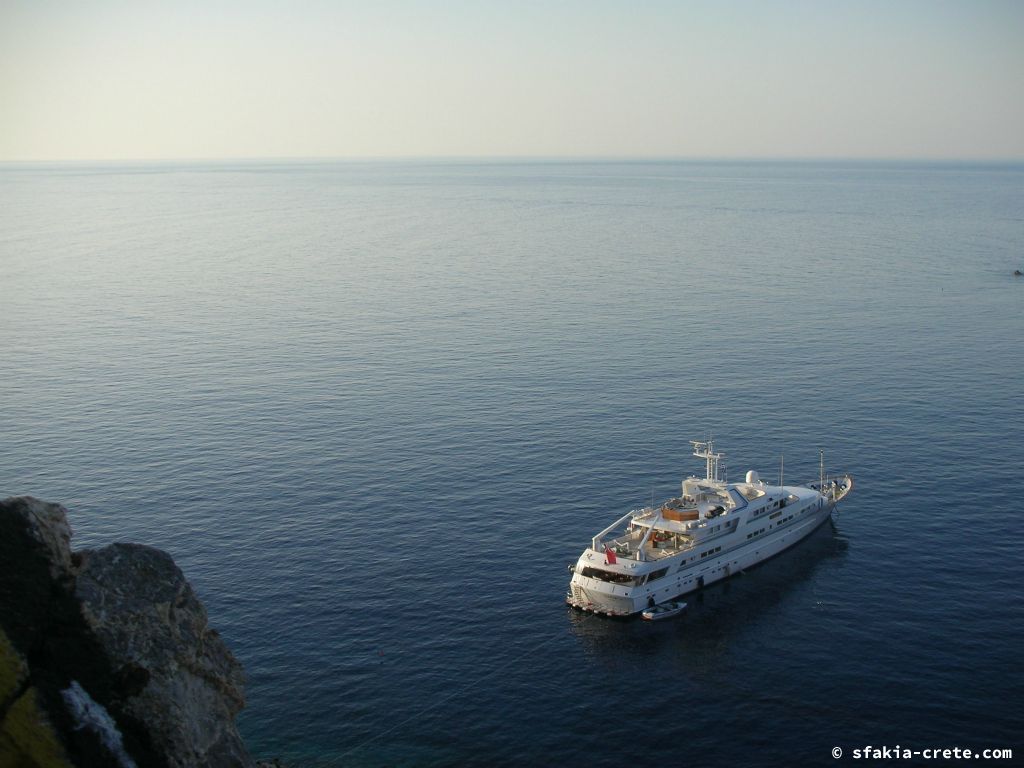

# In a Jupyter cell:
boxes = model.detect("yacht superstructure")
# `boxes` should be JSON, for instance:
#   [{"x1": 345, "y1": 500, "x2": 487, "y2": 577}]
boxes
[{"x1": 566, "y1": 440, "x2": 852, "y2": 616}]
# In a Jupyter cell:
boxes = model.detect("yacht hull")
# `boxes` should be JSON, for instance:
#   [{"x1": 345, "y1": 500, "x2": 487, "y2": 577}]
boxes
[
  {"x1": 567, "y1": 442, "x2": 852, "y2": 617},
  {"x1": 568, "y1": 495, "x2": 842, "y2": 617}
]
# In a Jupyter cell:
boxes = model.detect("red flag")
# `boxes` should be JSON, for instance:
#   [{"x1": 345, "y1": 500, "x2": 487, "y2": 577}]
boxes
[{"x1": 604, "y1": 546, "x2": 617, "y2": 565}]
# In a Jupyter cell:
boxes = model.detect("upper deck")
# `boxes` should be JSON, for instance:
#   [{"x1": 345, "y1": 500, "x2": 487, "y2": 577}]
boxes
[
  {"x1": 598, "y1": 481, "x2": 820, "y2": 562},
  {"x1": 585, "y1": 440, "x2": 845, "y2": 565}
]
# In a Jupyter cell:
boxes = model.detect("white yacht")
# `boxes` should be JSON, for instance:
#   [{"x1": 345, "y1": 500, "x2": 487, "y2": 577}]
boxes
[{"x1": 567, "y1": 440, "x2": 852, "y2": 617}]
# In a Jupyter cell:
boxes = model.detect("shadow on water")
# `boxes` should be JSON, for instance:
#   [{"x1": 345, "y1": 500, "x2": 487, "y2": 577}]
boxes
[{"x1": 565, "y1": 519, "x2": 849, "y2": 666}]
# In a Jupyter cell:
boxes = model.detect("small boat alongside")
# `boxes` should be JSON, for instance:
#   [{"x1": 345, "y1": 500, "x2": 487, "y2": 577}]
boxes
[
  {"x1": 641, "y1": 601, "x2": 687, "y2": 621},
  {"x1": 567, "y1": 439, "x2": 853, "y2": 617}
]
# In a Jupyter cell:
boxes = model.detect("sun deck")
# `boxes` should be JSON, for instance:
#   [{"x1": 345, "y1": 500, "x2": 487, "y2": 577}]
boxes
[
  {"x1": 602, "y1": 511, "x2": 737, "y2": 561},
  {"x1": 604, "y1": 532, "x2": 693, "y2": 561}
]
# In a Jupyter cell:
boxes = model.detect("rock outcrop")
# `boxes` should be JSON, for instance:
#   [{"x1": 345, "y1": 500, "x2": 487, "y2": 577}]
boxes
[
  {"x1": 1, "y1": 628, "x2": 72, "y2": 767},
  {"x1": 0, "y1": 496, "x2": 254, "y2": 768}
]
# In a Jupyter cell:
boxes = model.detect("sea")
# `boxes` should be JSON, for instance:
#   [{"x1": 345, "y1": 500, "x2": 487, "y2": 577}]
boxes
[{"x1": 1, "y1": 159, "x2": 1022, "y2": 767}]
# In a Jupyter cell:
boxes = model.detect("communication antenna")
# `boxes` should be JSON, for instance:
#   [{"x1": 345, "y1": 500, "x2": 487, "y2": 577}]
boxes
[{"x1": 691, "y1": 439, "x2": 725, "y2": 483}]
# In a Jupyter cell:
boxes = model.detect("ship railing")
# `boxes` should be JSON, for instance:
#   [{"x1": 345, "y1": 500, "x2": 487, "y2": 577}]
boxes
[
  {"x1": 643, "y1": 543, "x2": 685, "y2": 560},
  {"x1": 591, "y1": 509, "x2": 637, "y2": 553},
  {"x1": 604, "y1": 529, "x2": 648, "y2": 557},
  {"x1": 808, "y1": 472, "x2": 853, "y2": 501}
]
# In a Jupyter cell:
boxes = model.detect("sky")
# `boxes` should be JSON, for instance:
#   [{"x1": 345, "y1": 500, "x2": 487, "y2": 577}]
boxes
[{"x1": 1, "y1": 0, "x2": 1022, "y2": 161}]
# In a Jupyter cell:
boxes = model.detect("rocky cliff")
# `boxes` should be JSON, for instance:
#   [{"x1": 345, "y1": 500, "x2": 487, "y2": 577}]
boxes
[{"x1": 0, "y1": 496, "x2": 255, "y2": 768}]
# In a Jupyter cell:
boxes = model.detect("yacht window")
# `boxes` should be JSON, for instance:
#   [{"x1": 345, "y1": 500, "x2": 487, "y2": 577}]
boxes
[
  {"x1": 580, "y1": 567, "x2": 639, "y2": 586},
  {"x1": 647, "y1": 567, "x2": 670, "y2": 582}
]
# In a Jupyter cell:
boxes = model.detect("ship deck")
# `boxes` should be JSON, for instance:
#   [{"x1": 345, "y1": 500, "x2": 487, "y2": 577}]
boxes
[{"x1": 605, "y1": 531, "x2": 695, "y2": 561}]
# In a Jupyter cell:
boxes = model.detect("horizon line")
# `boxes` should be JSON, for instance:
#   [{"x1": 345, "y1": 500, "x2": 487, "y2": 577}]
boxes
[{"x1": 2, "y1": 153, "x2": 1024, "y2": 166}]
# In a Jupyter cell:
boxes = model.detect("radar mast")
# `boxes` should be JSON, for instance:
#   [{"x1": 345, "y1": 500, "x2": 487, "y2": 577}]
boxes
[{"x1": 690, "y1": 439, "x2": 725, "y2": 483}]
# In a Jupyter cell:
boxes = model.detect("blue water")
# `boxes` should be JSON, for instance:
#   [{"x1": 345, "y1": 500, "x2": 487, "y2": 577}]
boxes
[{"x1": 2, "y1": 160, "x2": 1022, "y2": 766}]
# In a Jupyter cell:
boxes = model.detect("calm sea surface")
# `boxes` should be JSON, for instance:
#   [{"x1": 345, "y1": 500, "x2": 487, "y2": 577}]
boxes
[{"x1": 1, "y1": 160, "x2": 1022, "y2": 766}]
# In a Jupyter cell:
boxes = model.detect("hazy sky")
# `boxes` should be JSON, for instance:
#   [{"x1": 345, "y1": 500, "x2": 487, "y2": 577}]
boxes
[{"x1": 1, "y1": 0, "x2": 1022, "y2": 161}]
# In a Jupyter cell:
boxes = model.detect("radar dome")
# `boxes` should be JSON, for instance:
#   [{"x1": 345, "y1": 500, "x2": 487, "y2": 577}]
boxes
[{"x1": 745, "y1": 470, "x2": 760, "y2": 484}]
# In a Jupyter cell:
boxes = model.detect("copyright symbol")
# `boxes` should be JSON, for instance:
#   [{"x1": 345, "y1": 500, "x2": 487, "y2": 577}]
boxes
[{"x1": 832, "y1": 747, "x2": 843, "y2": 759}]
